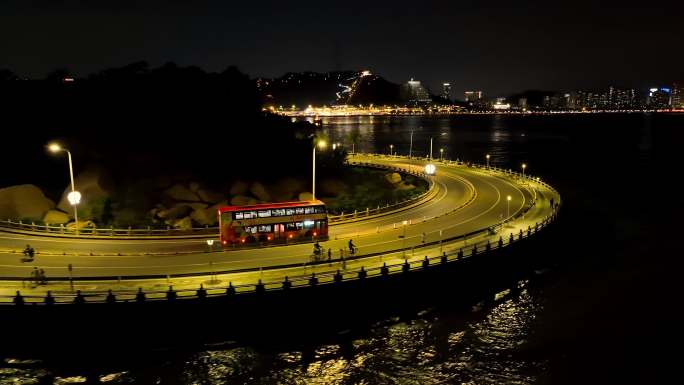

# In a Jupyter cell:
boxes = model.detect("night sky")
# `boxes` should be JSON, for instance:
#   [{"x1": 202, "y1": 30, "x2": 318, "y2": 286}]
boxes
[{"x1": 2, "y1": 0, "x2": 682, "y2": 96}]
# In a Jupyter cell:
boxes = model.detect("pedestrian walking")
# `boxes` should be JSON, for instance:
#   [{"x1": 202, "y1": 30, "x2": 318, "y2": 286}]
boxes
[
  {"x1": 327, "y1": 248, "x2": 332, "y2": 261},
  {"x1": 39, "y1": 268, "x2": 47, "y2": 285}
]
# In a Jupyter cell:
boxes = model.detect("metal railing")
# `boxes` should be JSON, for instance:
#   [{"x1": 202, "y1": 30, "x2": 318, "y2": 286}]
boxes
[
  {"x1": 0, "y1": 208, "x2": 561, "y2": 305},
  {"x1": 0, "y1": 156, "x2": 435, "y2": 239}
]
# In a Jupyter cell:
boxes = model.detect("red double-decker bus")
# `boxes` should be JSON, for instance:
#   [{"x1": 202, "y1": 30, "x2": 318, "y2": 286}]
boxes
[{"x1": 218, "y1": 200, "x2": 328, "y2": 246}]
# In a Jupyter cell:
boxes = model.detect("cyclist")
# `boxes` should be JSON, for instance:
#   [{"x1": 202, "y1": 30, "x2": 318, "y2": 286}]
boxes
[{"x1": 348, "y1": 239, "x2": 356, "y2": 255}]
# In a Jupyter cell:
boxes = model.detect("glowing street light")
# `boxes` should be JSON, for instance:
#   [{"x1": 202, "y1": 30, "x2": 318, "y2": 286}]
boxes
[
  {"x1": 440, "y1": 148, "x2": 444, "y2": 161},
  {"x1": 389, "y1": 144, "x2": 394, "y2": 156},
  {"x1": 312, "y1": 138, "x2": 326, "y2": 200},
  {"x1": 486, "y1": 154, "x2": 490, "y2": 168},
  {"x1": 425, "y1": 163, "x2": 436, "y2": 175},
  {"x1": 522, "y1": 163, "x2": 527, "y2": 179},
  {"x1": 48, "y1": 142, "x2": 80, "y2": 235}
]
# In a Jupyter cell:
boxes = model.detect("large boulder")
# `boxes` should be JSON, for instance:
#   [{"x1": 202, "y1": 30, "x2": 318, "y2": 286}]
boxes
[
  {"x1": 249, "y1": 182, "x2": 271, "y2": 202},
  {"x1": 66, "y1": 220, "x2": 96, "y2": 230},
  {"x1": 157, "y1": 204, "x2": 194, "y2": 220},
  {"x1": 270, "y1": 177, "x2": 303, "y2": 202},
  {"x1": 0, "y1": 184, "x2": 55, "y2": 221},
  {"x1": 298, "y1": 192, "x2": 314, "y2": 201},
  {"x1": 197, "y1": 188, "x2": 224, "y2": 204},
  {"x1": 229, "y1": 180, "x2": 249, "y2": 196},
  {"x1": 385, "y1": 172, "x2": 402, "y2": 184},
  {"x1": 172, "y1": 216, "x2": 193, "y2": 230},
  {"x1": 43, "y1": 209, "x2": 70, "y2": 224},
  {"x1": 190, "y1": 207, "x2": 218, "y2": 226},
  {"x1": 163, "y1": 184, "x2": 200, "y2": 202},
  {"x1": 230, "y1": 195, "x2": 251, "y2": 206},
  {"x1": 57, "y1": 167, "x2": 113, "y2": 213}
]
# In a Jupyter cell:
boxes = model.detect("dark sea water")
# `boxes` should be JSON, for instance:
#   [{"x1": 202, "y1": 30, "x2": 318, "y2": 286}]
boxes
[{"x1": 3, "y1": 113, "x2": 682, "y2": 384}]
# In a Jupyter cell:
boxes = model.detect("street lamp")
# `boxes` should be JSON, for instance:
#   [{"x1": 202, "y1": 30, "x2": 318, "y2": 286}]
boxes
[
  {"x1": 425, "y1": 163, "x2": 436, "y2": 175},
  {"x1": 522, "y1": 163, "x2": 527, "y2": 179},
  {"x1": 389, "y1": 144, "x2": 394, "y2": 156},
  {"x1": 48, "y1": 142, "x2": 80, "y2": 235},
  {"x1": 486, "y1": 154, "x2": 490, "y2": 168},
  {"x1": 440, "y1": 148, "x2": 444, "y2": 161},
  {"x1": 312, "y1": 138, "x2": 326, "y2": 200}
]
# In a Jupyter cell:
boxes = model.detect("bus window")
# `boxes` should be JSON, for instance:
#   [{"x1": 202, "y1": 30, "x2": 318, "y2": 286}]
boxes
[
  {"x1": 304, "y1": 207, "x2": 314, "y2": 214},
  {"x1": 243, "y1": 211, "x2": 258, "y2": 219},
  {"x1": 286, "y1": 208, "x2": 295, "y2": 215},
  {"x1": 295, "y1": 207, "x2": 305, "y2": 214},
  {"x1": 235, "y1": 212, "x2": 244, "y2": 220},
  {"x1": 258, "y1": 225, "x2": 272, "y2": 232},
  {"x1": 272, "y1": 209, "x2": 286, "y2": 216},
  {"x1": 258, "y1": 210, "x2": 271, "y2": 218}
]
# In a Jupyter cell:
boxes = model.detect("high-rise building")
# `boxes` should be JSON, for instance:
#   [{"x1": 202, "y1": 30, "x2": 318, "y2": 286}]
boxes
[
  {"x1": 441, "y1": 83, "x2": 452, "y2": 101},
  {"x1": 647, "y1": 87, "x2": 672, "y2": 109},
  {"x1": 672, "y1": 83, "x2": 682, "y2": 109},
  {"x1": 400, "y1": 78, "x2": 432, "y2": 104},
  {"x1": 464, "y1": 91, "x2": 483, "y2": 102}
]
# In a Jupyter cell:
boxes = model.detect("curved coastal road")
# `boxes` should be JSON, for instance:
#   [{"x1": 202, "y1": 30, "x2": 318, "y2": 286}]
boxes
[{"x1": 0, "y1": 155, "x2": 558, "y2": 282}]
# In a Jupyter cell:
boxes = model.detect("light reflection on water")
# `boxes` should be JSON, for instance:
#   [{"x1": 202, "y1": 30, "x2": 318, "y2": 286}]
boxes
[
  {"x1": 174, "y1": 287, "x2": 543, "y2": 384},
  {"x1": 0, "y1": 288, "x2": 543, "y2": 384}
]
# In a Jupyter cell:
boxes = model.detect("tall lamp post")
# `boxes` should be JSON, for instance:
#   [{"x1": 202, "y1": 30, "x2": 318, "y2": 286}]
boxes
[
  {"x1": 312, "y1": 139, "x2": 326, "y2": 200},
  {"x1": 389, "y1": 144, "x2": 394, "y2": 156},
  {"x1": 440, "y1": 148, "x2": 444, "y2": 161},
  {"x1": 521, "y1": 163, "x2": 527, "y2": 180},
  {"x1": 486, "y1": 154, "x2": 490, "y2": 168},
  {"x1": 48, "y1": 142, "x2": 81, "y2": 235}
]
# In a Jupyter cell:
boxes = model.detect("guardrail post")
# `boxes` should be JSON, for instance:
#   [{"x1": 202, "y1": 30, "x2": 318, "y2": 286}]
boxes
[
  {"x1": 380, "y1": 262, "x2": 389, "y2": 276},
  {"x1": 147, "y1": 226, "x2": 151, "y2": 235},
  {"x1": 128, "y1": 226, "x2": 132, "y2": 236},
  {"x1": 509, "y1": 233, "x2": 514, "y2": 244},
  {"x1": 110, "y1": 226, "x2": 115, "y2": 236},
  {"x1": 283, "y1": 276, "x2": 292, "y2": 290},
  {"x1": 535, "y1": 222, "x2": 539, "y2": 232},
  {"x1": 486, "y1": 240, "x2": 491, "y2": 252},
  {"x1": 226, "y1": 282, "x2": 236, "y2": 296},
  {"x1": 255, "y1": 279, "x2": 265, "y2": 294},
  {"x1": 73, "y1": 290, "x2": 86, "y2": 305},
  {"x1": 527, "y1": 226, "x2": 532, "y2": 236},
  {"x1": 422, "y1": 256, "x2": 429, "y2": 269},
  {"x1": 519, "y1": 229, "x2": 523, "y2": 240},
  {"x1": 441, "y1": 252, "x2": 447, "y2": 264},
  {"x1": 472, "y1": 245, "x2": 478, "y2": 256},
  {"x1": 402, "y1": 260, "x2": 410, "y2": 273},
  {"x1": 196, "y1": 284, "x2": 207, "y2": 300},
  {"x1": 166, "y1": 286, "x2": 177, "y2": 301},
  {"x1": 135, "y1": 288, "x2": 146, "y2": 303},
  {"x1": 44, "y1": 290, "x2": 55, "y2": 305},
  {"x1": 60, "y1": 224, "x2": 65, "y2": 234},
  {"x1": 498, "y1": 236, "x2": 504, "y2": 248},
  {"x1": 366, "y1": 208, "x2": 369, "y2": 216},
  {"x1": 106, "y1": 289, "x2": 117, "y2": 304},
  {"x1": 309, "y1": 273, "x2": 318, "y2": 286},
  {"x1": 31, "y1": 221, "x2": 36, "y2": 231},
  {"x1": 354, "y1": 210, "x2": 357, "y2": 218},
  {"x1": 334, "y1": 270, "x2": 343, "y2": 284},
  {"x1": 358, "y1": 267, "x2": 367, "y2": 279},
  {"x1": 458, "y1": 248, "x2": 464, "y2": 259}
]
